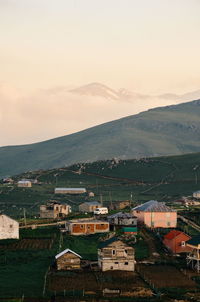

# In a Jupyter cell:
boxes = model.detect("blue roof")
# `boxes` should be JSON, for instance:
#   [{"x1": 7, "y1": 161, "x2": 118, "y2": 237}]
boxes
[{"x1": 132, "y1": 200, "x2": 175, "y2": 212}]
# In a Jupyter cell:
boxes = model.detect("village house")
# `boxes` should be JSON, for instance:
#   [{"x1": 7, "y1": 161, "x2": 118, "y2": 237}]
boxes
[
  {"x1": 186, "y1": 235, "x2": 200, "y2": 272},
  {"x1": 98, "y1": 237, "x2": 135, "y2": 271},
  {"x1": 0, "y1": 214, "x2": 19, "y2": 239},
  {"x1": 109, "y1": 200, "x2": 131, "y2": 211},
  {"x1": 55, "y1": 188, "x2": 86, "y2": 194},
  {"x1": 193, "y1": 190, "x2": 200, "y2": 199},
  {"x1": 66, "y1": 218, "x2": 109, "y2": 235},
  {"x1": 132, "y1": 200, "x2": 177, "y2": 228},
  {"x1": 163, "y1": 230, "x2": 192, "y2": 254},
  {"x1": 79, "y1": 201, "x2": 101, "y2": 213},
  {"x1": 55, "y1": 248, "x2": 81, "y2": 270},
  {"x1": 3, "y1": 178, "x2": 14, "y2": 184},
  {"x1": 17, "y1": 180, "x2": 32, "y2": 188},
  {"x1": 107, "y1": 212, "x2": 137, "y2": 227},
  {"x1": 88, "y1": 191, "x2": 95, "y2": 197},
  {"x1": 40, "y1": 201, "x2": 71, "y2": 219}
]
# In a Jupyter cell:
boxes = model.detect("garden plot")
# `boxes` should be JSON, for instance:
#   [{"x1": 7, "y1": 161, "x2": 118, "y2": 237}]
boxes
[
  {"x1": 0, "y1": 238, "x2": 54, "y2": 250},
  {"x1": 138, "y1": 264, "x2": 197, "y2": 289}
]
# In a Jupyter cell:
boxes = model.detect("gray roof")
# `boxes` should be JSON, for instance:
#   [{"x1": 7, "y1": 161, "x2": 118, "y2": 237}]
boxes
[
  {"x1": 108, "y1": 212, "x2": 136, "y2": 219},
  {"x1": 132, "y1": 200, "x2": 175, "y2": 212},
  {"x1": 55, "y1": 248, "x2": 82, "y2": 259}
]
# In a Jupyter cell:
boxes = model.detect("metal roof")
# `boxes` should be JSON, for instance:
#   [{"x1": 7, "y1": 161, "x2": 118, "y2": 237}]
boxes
[
  {"x1": 132, "y1": 200, "x2": 175, "y2": 212},
  {"x1": 164, "y1": 230, "x2": 190, "y2": 240},
  {"x1": 108, "y1": 212, "x2": 136, "y2": 219},
  {"x1": 55, "y1": 248, "x2": 82, "y2": 259},
  {"x1": 122, "y1": 227, "x2": 137, "y2": 232}
]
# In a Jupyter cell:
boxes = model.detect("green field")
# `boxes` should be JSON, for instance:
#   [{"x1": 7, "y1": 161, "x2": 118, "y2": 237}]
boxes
[
  {"x1": 0, "y1": 227, "x2": 108, "y2": 298},
  {"x1": 1, "y1": 152, "x2": 200, "y2": 218}
]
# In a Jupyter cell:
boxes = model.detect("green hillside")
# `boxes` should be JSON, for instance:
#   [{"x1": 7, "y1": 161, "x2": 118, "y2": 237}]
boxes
[
  {"x1": 1, "y1": 152, "x2": 200, "y2": 219},
  {"x1": 1, "y1": 99, "x2": 200, "y2": 178}
]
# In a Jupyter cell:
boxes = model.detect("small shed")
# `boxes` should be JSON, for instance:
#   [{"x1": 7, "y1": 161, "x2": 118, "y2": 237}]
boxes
[
  {"x1": 55, "y1": 248, "x2": 82, "y2": 270},
  {"x1": 163, "y1": 230, "x2": 192, "y2": 254},
  {"x1": 79, "y1": 201, "x2": 101, "y2": 213}
]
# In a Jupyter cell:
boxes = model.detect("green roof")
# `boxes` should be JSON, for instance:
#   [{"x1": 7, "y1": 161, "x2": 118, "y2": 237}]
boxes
[{"x1": 122, "y1": 227, "x2": 137, "y2": 232}]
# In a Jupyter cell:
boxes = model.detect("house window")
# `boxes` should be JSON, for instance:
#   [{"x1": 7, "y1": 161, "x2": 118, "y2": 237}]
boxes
[
  {"x1": 181, "y1": 241, "x2": 185, "y2": 247},
  {"x1": 125, "y1": 249, "x2": 127, "y2": 254},
  {"x1": 124, "y1": 262, "x2": 129, "y2": 265},
  {"x1": 80, "y1": 225, "x2": 84, "y2": 229},
  {"x1": 112, "y1": 250, "x2": 116, "y2": 255},
  {"x1": 10, "y1": 225, "x2": 13, "y2": 228},
  {"x1": 114, "y1": 262, "x2": 118, "y2": 264}
]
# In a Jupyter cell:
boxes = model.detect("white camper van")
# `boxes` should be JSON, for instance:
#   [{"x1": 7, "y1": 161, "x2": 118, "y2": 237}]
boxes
[{"x1": 94, "y1": 207, "x2": 108, "y2": 215}]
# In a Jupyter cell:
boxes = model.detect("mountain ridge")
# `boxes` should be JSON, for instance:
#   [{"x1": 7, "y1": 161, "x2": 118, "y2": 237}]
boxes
[{"x1": 1, "y1": 99, "x2": 200, "y2": 178}]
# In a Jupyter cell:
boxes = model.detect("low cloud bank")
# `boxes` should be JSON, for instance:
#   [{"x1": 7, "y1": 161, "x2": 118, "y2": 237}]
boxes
[{"x1": 0, "y1": 85, "x2": 180, "y2": 147}]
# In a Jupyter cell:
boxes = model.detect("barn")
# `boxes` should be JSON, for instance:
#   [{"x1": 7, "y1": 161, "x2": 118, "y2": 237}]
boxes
[
  {"x1": 55, "y1": 188, "x2": 86, "y2": 194},
  {"x1": 55, "y1": 248, "x2": 82, "y2": 270},
  {"x1": 0, "y1": 214, "x2": 19, "y2": 239}
]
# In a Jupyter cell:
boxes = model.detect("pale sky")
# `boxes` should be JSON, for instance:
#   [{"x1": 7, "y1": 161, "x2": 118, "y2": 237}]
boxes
[{"x1": 1, "y1": 0, "x2": 200, "y2": 146}]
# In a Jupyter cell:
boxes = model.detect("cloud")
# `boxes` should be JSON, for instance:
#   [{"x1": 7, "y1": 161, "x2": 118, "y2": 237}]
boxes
[{"x1": 0, "y1": 84, "x2": 182, "y2": 147}]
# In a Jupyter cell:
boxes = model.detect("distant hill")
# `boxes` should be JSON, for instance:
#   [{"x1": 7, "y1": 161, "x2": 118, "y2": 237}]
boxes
[{"x1": 1, "y1": 99, "x2": 200, "y2": 178}]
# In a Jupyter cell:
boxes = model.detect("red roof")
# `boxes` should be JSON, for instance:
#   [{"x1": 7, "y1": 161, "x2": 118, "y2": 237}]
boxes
[{"x1": 164, "y1": 230, "x2": 186, "y2": 240}]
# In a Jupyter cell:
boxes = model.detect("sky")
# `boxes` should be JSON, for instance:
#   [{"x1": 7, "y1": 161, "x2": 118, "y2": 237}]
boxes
[{"x1": 1, "y1": 0, "x2": 200, "y2": 146}]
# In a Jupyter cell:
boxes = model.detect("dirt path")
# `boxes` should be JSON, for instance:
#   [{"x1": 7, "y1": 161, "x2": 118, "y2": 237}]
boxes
[
  {"x1": 178, "y1": 215, "x2": 200, "y2": 232},
  {"x1": 140, "y1": 228, "x2": 160, "y2": 261}
]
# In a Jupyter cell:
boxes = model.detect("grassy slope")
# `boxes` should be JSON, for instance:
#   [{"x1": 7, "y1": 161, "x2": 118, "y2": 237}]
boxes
[
  {"x1": 1, "y1": 152, "x2": 200, "y2": 218},
  {"x1": 1, "y1": 99, "x2": 200, "y2": 177}
]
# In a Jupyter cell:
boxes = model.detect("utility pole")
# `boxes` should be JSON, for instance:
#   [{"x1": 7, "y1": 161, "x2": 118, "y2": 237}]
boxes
[
  {"x1": 23, "y1": 208, "x2": 26, "y2": 226},
  {"x1": 130, "y1": 192, "x2": 133, "y2": 207},
  {"x1": 109, "y1": 192, "x2": 113, "y2": 210},
  {"x1": 100, "y1": 194, "x2": 103, "y2": 206}
]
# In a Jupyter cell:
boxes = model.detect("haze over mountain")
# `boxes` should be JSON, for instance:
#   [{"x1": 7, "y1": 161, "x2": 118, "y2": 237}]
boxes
[
  {"x1": 1, "y1": 99, "x2": 200, "y2": 178},
  {"x1": 3, "y1": 81, "x2": 200, "y2": 147}
]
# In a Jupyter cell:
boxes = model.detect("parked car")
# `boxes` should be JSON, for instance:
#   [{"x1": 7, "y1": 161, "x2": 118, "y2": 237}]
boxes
[{"x1": 94, "y1": 207, "x2": 108, "y2": 215}]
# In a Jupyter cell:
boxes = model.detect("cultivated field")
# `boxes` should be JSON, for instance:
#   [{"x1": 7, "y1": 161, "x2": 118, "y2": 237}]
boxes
[{"x1": 137, "y1": 264, "x2": 197, "y2": 289}]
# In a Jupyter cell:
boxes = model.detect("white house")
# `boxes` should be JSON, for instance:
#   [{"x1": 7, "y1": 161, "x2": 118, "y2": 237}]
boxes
[
  {"x1": 0, "y1": 214, "x2": 19, "y2": 239},
  {"x1": 18, "y1": 180, "x2": 32, "y2": 188},
  {"x1": 193, "y1": 191, "x2": 200, "y2": 199}
]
